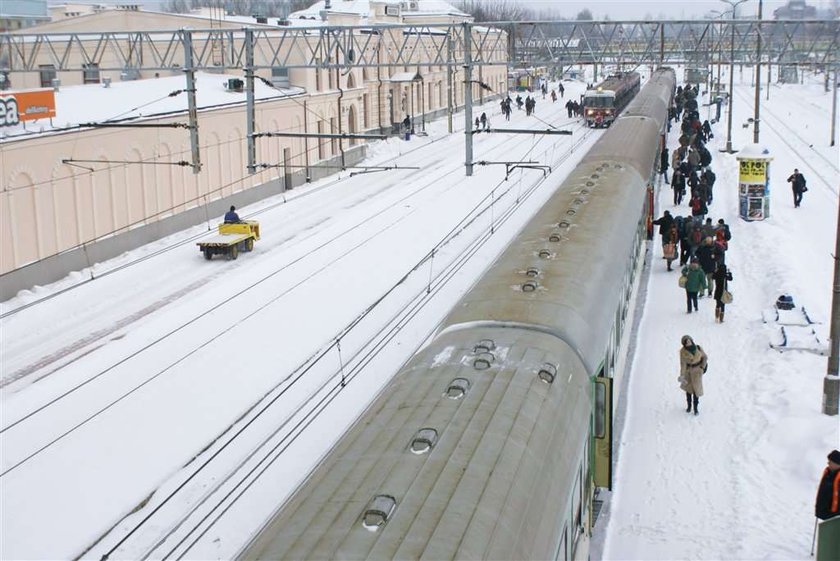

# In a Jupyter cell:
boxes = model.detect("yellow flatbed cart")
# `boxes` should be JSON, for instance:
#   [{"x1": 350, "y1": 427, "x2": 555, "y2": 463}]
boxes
[{"x1": 197, "y1": 220, "x2": 260, "y2": 260}]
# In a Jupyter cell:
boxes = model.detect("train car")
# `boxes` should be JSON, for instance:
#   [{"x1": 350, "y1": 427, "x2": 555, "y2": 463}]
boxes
[
  {"x1": 237, "y1": 68, "x2": 675, "y2": 561},
  {"x1": 582, "y1": 71, "x2": 641, "y2": 128}
]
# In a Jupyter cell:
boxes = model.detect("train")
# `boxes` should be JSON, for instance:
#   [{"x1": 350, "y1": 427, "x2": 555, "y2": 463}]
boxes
[
  {"x1": 237, "y1": 67, "x2": 676, "y2": 561},
  {"x1": 582, "y1": 71, "x2": 641, "y2": 128}
]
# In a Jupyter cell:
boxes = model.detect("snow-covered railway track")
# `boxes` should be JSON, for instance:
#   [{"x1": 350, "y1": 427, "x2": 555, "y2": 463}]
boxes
[
  {"x1": 1, "y1": 100, "x2": 597, "y2": 559},
  {"x1": 734, "y1": 87, "x2": 839, "y2": 196}
]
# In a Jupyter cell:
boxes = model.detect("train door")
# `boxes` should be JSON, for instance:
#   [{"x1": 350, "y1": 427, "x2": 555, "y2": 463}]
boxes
[{"x1": 593, "y1": 368, "x2": 613, "y2": 489}]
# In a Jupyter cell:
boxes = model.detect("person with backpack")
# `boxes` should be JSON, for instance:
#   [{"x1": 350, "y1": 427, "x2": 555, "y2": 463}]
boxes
[
  {"x1": 678, "y1": 335, "x2": 708, "y2": 415},
  {"x1": 689, "y1": 193, "x2": 707, "y2": 223},
  {"x1": 787, "y1": 168, "x2": 807, "y2": 207},
  {"x1": 681, "y1": 258, "x2": 707, "y2": 313}
]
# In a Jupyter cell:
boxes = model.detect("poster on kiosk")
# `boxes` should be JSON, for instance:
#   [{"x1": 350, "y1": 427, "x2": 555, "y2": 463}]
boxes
[{"x1": 736, "y1": 144, "x2": 773, "y2": 221}]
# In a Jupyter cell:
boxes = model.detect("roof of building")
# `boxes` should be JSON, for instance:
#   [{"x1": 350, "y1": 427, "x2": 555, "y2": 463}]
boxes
[
  {"x1": 1, "y1": 72, "x2": 304, "y2": 141},
  {"x1": 289, "y1": 0, "x2": 469, "y2": 25}
]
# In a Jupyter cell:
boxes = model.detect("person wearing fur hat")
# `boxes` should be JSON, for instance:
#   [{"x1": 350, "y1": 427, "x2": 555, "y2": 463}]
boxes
[
  {"x1": 678, "y1": 335, "x2": 707, "y2": 415},
  {"x1": 815, "y1": 450, "x2": 840, "y2": 520}
]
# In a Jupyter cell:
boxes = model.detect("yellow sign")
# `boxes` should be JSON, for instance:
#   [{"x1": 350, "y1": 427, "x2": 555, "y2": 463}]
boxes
[{"x1": 739, "y1": 159, "x2": 767, "y2": 183}]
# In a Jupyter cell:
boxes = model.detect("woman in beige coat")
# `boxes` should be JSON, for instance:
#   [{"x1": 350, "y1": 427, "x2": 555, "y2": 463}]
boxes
[{"x1": 679, "y1": 335, "x2": 707, "y2": 415}]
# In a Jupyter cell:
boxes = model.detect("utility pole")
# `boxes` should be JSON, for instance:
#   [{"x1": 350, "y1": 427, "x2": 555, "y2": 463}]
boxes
[
  {"x1": 831, "y1": 64, "x2": 837, "y2": 147},
  {"x1": 463, "y1": 22, "x2": 474, "y2": 177},
  {"x1": 245, "y1": 28, "x2": 256, "y2": 174},
  {"x1": 823, "y1": 195, "x2": 840, "y2": 415},
  {"x1": 183, "y1": 29, "x2": 201, "y2": 174},
  {"x1": 753, "y1": 0, "x2": 762, "y2": 144},
  {"x1": 721, "y1": 0, "x2": 748, "y2": 154}
]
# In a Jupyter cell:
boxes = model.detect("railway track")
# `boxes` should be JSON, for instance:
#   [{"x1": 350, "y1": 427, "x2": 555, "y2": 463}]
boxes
[{"x1": 0, "y1": 98, "x2": 596, "y2": 555}]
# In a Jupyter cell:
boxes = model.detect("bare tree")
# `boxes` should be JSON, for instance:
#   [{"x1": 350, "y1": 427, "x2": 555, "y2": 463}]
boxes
[
  {"x1": 162, "y1": 0, "x2": 315, "y2": 17},
  {"x1": 455, "y1": 0, "x2": 534, "y2": 22},
  {"x1": 576, "y1": 8, "x2": 594, "y2": 20}
]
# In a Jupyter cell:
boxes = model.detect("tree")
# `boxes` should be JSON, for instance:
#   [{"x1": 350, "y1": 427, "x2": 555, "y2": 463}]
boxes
[
  {"x1": 576, "y1": 8, "x2": 593, "y2": 20},
  {"x1": 454, "y1": 0, "x2": 534, "y2": 22}
]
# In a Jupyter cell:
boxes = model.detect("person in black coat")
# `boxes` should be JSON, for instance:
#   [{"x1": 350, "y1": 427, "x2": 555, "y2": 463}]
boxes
[
  {"x1": 695, "y1": 237, "x2": 717, "y2": 296},
  {"x1": 816, "y1": 450, "x2": 840, "y2": 520},
  {"x1": 652, "y1": 210, "x2": 674, "y2": 246},
  {"x1": 660, "y1": 147, "x2": 669, "y2": 182},
  {"x1": 712, "y1": 262, "x2": 733, "y2": 322},
  {"x1": 671, "y1": 170, "x2": 686, "y2": 205},
  {"x1": 787, "y1": 168, "x2": 807, "y2": 207}
]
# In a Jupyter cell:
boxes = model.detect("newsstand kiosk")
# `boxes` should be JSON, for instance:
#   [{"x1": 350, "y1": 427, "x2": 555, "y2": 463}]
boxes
[{"x1": 736, "y1": 144, "x2": 773, "y2": 221}]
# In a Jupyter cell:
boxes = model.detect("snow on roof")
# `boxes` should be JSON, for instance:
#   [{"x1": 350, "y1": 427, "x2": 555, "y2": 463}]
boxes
[
  {"x1": 1, "y1": 72, "x2": 304, "y2": 141},
  {"x1": 289, "y1": 0, "x2": 468, "y2": 24},
  {"x1": 389, "y1": 71, "x2": 422, "y2": 82}
]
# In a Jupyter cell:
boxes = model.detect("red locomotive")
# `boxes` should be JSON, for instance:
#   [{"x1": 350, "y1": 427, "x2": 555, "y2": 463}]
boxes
[{"x1": 583, "y1": 71, "x2": 641, "y2": 127}]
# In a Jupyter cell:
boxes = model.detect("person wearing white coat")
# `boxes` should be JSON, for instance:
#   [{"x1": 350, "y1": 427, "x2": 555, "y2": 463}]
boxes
[{"x1": 679, "y1": 335, "x2": 707, "y2": 415}]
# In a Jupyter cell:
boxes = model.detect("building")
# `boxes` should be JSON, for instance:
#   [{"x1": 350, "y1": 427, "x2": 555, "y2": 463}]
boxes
[
  {"x1": 773, "y1": 0, "x2": 818, "y2": 19},
  {"x1": 0, "y1": 0, "x2": 508, "y2": 297},
  {"x1": 0, "y1": 0, "x2": 49, "y2": 32}
]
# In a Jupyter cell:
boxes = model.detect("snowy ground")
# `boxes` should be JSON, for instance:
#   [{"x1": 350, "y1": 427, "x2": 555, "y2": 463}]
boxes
[
  {"x1": 1, "y1": 67, "x2": 838, "y2": 560},
  {"x1": 601, "y1": 69, "x2": 840, "y2": 559}
]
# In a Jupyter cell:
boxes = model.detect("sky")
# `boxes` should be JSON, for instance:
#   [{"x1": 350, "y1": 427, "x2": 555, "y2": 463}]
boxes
[
  {"x1": 517, "y1": 0, "x2": 836, "y2": 19},
  {"x1": 1, "y1": 66, "x2": 839, "y2": 559}
]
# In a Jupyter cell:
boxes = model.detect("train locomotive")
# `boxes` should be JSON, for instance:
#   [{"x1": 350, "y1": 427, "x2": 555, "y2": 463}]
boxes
[
  {"x1": 238, "y1": 67, "x2": 675, "y2": 561},
  {"x1": 582, "y1": 71, "x2": 641, "y2": 128}
]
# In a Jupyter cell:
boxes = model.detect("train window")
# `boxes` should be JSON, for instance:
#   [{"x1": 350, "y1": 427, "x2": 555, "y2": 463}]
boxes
[
  {"x1": 409, "y1": 428, "x2": 438, "y2": 454},
  {"x1": 558, "y1": 220, "x2": 570, "y2": 229},
  {"x1": 538, "y1": 250, "x2": 552, "y2": 259},
  {"x1": 549, "y1": 233, "x2": 562, "y2": 243},
  {"x1": 565, "y1": 209, "x2": 576, "y2": 216},
  {"x1": 526, "y1": 268, "x2": 539, "y2": 277},
  {"x1": 362, "y1": 495, "x2": 396, "y2": 531},
  {"x1": 538, "y1": 363, "x2": 556, "y2": 384},
  {"x1": 473, "y1": 352, "x2": 494, "y2": 370},
  {"x1": 445, "y1": 378, "x2": 470, "y2": 399},
  {"x1": 594, "y1": 383, "x2": 606, "y2": 438}
]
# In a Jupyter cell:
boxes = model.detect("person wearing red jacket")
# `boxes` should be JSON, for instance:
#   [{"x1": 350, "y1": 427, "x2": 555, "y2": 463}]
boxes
[{"x1": 816, "y1": 449, "x2": 840, "y2": 520}]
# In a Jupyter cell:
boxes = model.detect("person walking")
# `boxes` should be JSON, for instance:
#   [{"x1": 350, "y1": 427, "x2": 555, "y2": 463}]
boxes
[
  {"x1": 660, "y1": 147, "x2": 670, "y2": 183},
  {"x1": 662, "y1": 224, "x2": 679, "y2": 271},
  {"x1": 712, "y1": 262, "x2": 733, "y2": 323},
  {"x1": 787, "y1": 168, "x2": 807, "y2": 208},
  {"x1": 558, "y1": 82, "x2": 565, "y2": 98},
  {"x1": 678, "y1": 335, "x2": 707, "y2": 415},
  {"x1": 681, "y1": 258, "x2": 707, "y2": 313},
  {"x1": 816, "y1": 450, "x2": 840, "y2": 521},
  {"x1": 671, "y1": 170, "x2": 686, "y2": 205},
  {"x1": 695, "y1": 237, "x2": 717, "y2": 296}
]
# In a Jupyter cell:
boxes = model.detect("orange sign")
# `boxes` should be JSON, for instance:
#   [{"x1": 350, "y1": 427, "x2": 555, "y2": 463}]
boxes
[{"x1": 0, "y1": 89, "x2": 56, "y2": 127}]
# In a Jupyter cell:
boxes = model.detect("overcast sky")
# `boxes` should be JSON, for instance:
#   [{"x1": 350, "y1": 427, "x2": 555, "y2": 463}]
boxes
[{"x1": 518, "y1": 0, "x2": 835, "y2": 19}]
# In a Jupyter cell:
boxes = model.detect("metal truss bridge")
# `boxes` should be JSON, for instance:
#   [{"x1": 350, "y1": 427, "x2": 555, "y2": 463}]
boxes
[{"x1": 1, "y1": 19, "x2": 838, "y2": 74}]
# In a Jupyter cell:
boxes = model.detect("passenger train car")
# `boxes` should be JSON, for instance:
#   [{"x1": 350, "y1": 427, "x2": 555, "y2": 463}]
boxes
[
  {"x1": 238, "y1": 67, "x2": 676, "y2": 561},
  {"x1": 582, "y1": 71, "x2": 641, "y2": 128}
]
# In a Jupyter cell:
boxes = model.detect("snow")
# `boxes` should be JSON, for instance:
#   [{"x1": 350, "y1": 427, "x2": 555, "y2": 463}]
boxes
[
  {"x1": 1, "y1": 66, "x2": 839, "y2": 561},
  {"x1": 1, "y1": 72, "x2": 303, "y2": 139}
]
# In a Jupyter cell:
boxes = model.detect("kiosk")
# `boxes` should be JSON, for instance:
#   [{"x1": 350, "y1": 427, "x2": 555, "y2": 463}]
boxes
[{"x1": 736, "y1": 144, "x2": 773, "y2": 221}]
